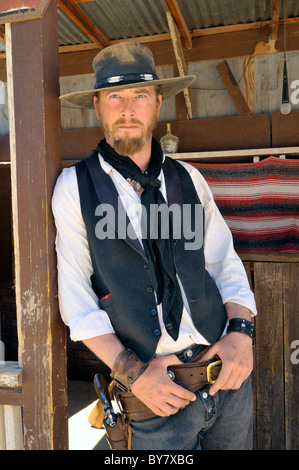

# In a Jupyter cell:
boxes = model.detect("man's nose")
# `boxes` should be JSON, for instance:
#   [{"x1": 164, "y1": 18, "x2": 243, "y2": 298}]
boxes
[{"x1": 120, "y1": 97, "x2": 135, "y2": 118}]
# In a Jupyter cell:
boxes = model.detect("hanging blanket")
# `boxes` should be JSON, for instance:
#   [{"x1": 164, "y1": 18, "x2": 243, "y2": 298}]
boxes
[{"x1": 188, "y1": 156, "x2": 299, "y2": 253}]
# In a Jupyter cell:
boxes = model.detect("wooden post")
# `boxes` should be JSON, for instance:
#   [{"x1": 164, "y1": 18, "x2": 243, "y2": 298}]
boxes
[{"x1": 5, "y1": 0, "x2": 68, "y2": 449}]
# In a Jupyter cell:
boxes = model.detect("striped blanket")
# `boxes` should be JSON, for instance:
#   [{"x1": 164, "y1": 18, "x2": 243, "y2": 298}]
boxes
[{"x1": 188, "y1": 157, "x2": 299, "y2": 253}]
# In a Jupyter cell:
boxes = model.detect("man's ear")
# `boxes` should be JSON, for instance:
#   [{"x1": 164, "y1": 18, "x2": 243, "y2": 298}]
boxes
[
  {"x1": 157, "y1": 94, "x2": 162, "y2": 116},
  {"x1": 93, "y1": 94, "x2": 100, "y2": 120}
]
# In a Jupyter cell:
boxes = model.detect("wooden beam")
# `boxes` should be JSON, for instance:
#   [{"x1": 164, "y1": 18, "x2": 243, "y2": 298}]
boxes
[
  {"x1": 5, "y1": 0, "x2": 68, "y2": 450},
  {"x1": 271, "y1": 0, "x2": 281, "y2": 40},
  {"x1": 216, "y1": 60, "x2": 252, "y2": 115},
  {"x1": 57, "y1": 0, "x2": 109, "y2": 50},
  {"x1": 243, "y1": 56, "x2": 255, "y2": 113},
  {"x1": 0, "y1": 388, "x2": 23, "y2": 406},
  {"x1": 166, "y1": 11, "x2": 193, "y2": 119},
  {"x1": 165, "y1": 0, "x2": 192, "y2": 49}
]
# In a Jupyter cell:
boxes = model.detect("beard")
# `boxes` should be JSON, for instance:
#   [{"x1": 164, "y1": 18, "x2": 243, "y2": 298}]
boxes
[{"x1": 98, "y1": 111, "x2": 159, "y2": 156}]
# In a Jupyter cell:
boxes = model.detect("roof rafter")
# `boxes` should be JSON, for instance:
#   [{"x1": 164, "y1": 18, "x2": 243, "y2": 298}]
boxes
[
  {"x1": 57, "y1": 0, "x2": 110, "y2": 50},
  {"x1": 271, "y1": 0, "x2": 280, "y2": 40},
  {"x1": 166, "y1": 10, "x2": 193, "y2": 119},
  {"x1": 165, "y1": 0, "x2": 192, "y2": 49}
]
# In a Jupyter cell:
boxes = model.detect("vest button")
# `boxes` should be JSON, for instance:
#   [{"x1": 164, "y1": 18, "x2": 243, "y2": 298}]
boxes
[
  {"x1": 143, "y1": 263, "x2": 149, "y2": 269},
  {"x1": 150, "y1": 308, "x2": 157, "y2": 316},
  {"x1": 153, "y1": 329, "x2": 161, "y2": 336},
  {"x1": 147, "y1": 286, "x2": 153, "y2": 293}
]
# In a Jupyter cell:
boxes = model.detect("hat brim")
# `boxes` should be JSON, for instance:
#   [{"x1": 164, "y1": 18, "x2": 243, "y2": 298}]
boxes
[{"x1": 59, "y1": 75, "x2": 196, "y2": 108}]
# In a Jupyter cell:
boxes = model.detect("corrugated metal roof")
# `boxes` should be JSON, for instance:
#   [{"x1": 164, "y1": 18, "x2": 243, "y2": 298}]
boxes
[
  {"x1": 177, "y1": 0, "x2": 299, "y2": 29},
  {"x1": 78, "y1": 0, "x2": 169, "y2": 41},
  {"x1": 56, "y1": 0, "x2": 299, "y2": 47},
  {"x1": 57, "y1": 6, "x2": 91, "y2": 46},
  {"x1": 1, "y1": 0, "x2": 299, "y2": 50},
  {"x1": 178, "y1": 0, "x2": 272, "y2": 29}
]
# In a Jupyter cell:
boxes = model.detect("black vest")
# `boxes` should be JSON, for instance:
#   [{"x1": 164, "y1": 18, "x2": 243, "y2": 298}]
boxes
[{"x1": 75, "y1": 151, "x2": 226, "y2": 363}]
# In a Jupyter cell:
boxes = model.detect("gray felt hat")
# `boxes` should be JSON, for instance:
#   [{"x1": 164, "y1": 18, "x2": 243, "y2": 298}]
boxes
[{"x1": 59, "y1": 42, "x2": 195, "y2": 108}]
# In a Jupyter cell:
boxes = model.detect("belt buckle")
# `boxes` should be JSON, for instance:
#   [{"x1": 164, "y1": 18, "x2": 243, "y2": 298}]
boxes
[{"x1": 206, "y1": 360, "x2": 222, "y2": 384}]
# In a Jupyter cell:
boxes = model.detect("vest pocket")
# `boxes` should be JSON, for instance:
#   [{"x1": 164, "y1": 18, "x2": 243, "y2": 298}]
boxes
[
  {"x1": 90, "y1": 274, "x2": 112, "y2": 308},
  {"x1": 99, "y1": 294, "x2": 112, "y2": 309}
]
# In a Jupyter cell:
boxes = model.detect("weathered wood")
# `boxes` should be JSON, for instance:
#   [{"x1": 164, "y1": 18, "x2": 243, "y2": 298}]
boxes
[
  {"x1": 5, "y1": 0, "x2": 68, "y2": 450},
  {"x1": 165, "y1": 0, "x2": 192, "y2": 49},
  {"x1": 0, "y1": 361, "x2": 23, "y2": 449},
  {"x1": 254, "y1": 263, "x2": 285, "y2": 449},
  {"x1": 0, "y1": 388, "x2": 23, "y2": 406},
  {"x1": 0, "y1": 362, "x2": 22, "y2": 388},
  {"x1": 282, "y1": 263, "x2": 299, "y2": 449},
  {"x1": 0, "y1": 0, "x2": 50, "y2": 23},
  {"x1": 0, "y1": 405, "x2": 5, "y2": 449},
  {"x1": 166, "y1": 11, "x2": 193, "y2": 119},
  {"x1": 239, "y1": 252, "x2": 299, "y2": 263},
  {"x1": 242, "y1": 56, "x2": 255, "y2": 114},
  {"x1": 216, "y1": 60, "x2": 251, "y2": 115},
  {"x1": 3, "y1": 405, "x2": 23, "y2": 450},
  {"x1": 272, "y1": 111, "x2": 299, "y2": 147},
  {"x1": 271, "y1": 0, "x2": 280, "y2": 41},
  {"x1": 243, "y1": 261, "x2": 253, "y2": 290}
]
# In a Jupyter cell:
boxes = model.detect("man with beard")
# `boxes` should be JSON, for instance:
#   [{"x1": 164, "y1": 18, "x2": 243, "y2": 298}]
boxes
[{"x1": 53, "y1": 42, "x2": 257, "y2": 450}]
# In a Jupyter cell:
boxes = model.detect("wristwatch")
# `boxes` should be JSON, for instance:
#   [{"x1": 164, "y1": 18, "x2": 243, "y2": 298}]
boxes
[{"x1": 227, "y1": 318, "x2": 255, "y2": 346}]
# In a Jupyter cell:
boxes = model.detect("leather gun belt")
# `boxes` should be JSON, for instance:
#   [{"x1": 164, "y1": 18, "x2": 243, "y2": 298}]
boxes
[{"x1": 111, "y1": 357, "x2": 222, "y2": 422}]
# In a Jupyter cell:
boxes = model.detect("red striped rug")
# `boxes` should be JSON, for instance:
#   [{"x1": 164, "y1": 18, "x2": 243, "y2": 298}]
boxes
[{"x1": 188, "y1": 156, "x2": 299, "y2": 253}]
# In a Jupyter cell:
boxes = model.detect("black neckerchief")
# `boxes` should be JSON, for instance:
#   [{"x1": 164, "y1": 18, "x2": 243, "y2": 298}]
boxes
[{"x1": 96, "y1": 138, "x2": 183, "y2": 340}]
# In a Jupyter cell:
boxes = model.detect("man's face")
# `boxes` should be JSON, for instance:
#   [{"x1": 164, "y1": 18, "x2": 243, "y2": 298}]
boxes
[{"x1": 94, "y1": 86, "x2": 162, "y2": 156}]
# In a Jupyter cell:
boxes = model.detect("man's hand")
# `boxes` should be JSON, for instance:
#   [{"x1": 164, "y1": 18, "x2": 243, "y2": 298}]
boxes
[
  {"x1": 131, "y1": 354, "x2": 196, "y2": 417},
  {"x1": 201, "y1": 331, "x2": 253, "y2": 396}
]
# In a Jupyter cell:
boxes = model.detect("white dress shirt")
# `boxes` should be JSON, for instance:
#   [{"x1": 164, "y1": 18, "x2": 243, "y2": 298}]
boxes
[{"x1": 52, "y1": 155, "x2": 257, "y2": 356}]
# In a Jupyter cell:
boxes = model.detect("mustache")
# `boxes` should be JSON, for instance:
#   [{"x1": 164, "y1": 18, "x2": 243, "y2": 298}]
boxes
[{"x1": 113, "y1": 118, "x2": 144, "y2": 129}]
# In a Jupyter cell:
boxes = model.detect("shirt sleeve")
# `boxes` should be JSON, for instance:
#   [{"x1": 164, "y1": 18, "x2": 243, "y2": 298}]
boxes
[
  {"x1": 178, "y1": 161, "x2": 257, "y2": 316},
  {"x1": 51, "y1": 166, "x2": 115, "y2": 341}
]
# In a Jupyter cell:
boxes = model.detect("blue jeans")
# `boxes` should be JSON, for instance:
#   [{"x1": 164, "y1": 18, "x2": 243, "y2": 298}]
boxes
[{"x1": 130, "y1": 346, "x2": 253, "y2": 450}]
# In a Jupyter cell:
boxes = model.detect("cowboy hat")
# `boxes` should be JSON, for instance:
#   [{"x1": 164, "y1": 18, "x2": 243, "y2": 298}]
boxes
[{"x1": 59, "y1": 42, "x2": 195, "y2": 108}]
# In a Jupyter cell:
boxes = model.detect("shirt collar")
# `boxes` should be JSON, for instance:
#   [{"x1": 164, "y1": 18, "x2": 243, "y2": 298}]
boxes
[{"x1": 97, "y1": 151, "x2": 166, "y2": 176}]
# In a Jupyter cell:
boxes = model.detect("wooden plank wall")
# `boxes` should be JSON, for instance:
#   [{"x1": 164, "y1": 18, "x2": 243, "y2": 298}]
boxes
[{"x1": 247, "y1": 261, "x2": 299, "y2": 450}]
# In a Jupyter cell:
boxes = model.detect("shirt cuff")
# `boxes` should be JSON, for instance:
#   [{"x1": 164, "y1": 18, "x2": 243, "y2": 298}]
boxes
[{"x1": 67, "y1": 309, "x2": 116, "y2": 342}]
